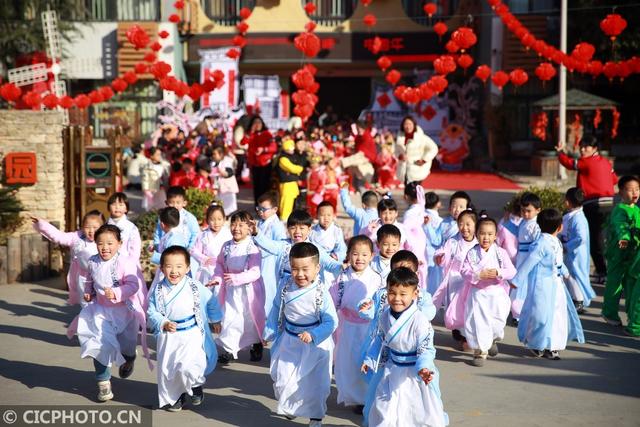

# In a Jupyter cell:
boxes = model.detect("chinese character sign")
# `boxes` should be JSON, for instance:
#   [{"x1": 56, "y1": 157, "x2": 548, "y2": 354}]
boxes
[{"x1": 4, "y1": 152, "x2": 37, "y2": 184}]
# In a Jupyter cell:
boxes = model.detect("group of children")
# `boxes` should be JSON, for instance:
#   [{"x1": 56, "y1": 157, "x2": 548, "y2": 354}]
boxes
[{"x1": 31, "y1": 173, "x2": 640, "y2": 426}]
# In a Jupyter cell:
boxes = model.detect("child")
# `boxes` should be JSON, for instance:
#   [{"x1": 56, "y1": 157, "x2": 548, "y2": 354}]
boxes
[
  {"x1": 497, "y1": 196, "x2": 522, "y2": 264},
  {"x1": 459, "y1": 216, "x2": 516, "y2": 367},
  {"x1": 106, "y1": 192, "x2": 142, "y2": 262},
  {"x1": 142, "y1": 146, "x2": 170, "y2": 211},
  {"x1": 191, "y1": 159, "x2": 214, "y2": 190},
  {"x1": 151, "y1": 207, "x2": 189, "y2": 283},
  {"x1": 339, "y1": 182, "x2": 379, "y2": 236},
  {"x1": 512, "y1": 192, "x2": 542, "y2": 319},
  {"x1": 559, "y1": 188, "x2": 596, "y2": 313},
  {"x1": 190, "y1": 203, "x2": 232, "y2": 299},
  {"x1": 153, "y1": 186, "x2": 200, "y2": 251},
  {"x1": 32, "y1": 210, "x2": 103, "y2": 307},
  {"x1": 310, "y1": 201, "x2": 347, "y2": 262},
  {"x1": 602, "y1": 175, "x2": 640, "y2": 330},
  {"x1": 307, "y1": 155, "x2": 328, "y2": 218},
  {"x1": 330, "y1": 236, "x2": 382, "y2": 411},
  {"x1": 511, "y1": 209, "x2": 585, "y2": 359},
  {"x1": 423, "y1": 191, "x2": 471, "y2": 253},
  {"x1": 424, "y1": 191, "x2": 444, "y2": 295},
  {"x1": 370, "y1": 224, "x2": 402, "y2": 282},
  {"x1": 402, "y1": 182, "x2": 429, "y2": 286},
  {"x1": 71, "y1": 224, "x2": 148, "y2": 401},
  {"x1": 364, "y1": 198, "x2": 407, "y2": 247},
  {"x1": 211, "y1": 210, "x2": 265, "y2": 364},
  {"x1": 211, "y1": 145, "x2": 239, "y2": 215},
  {"x1": 277, "y1": 138, "x2": 304, "y2": 221},
  {"x1": 375, "y1": 142, "x2": 400, "y2": 190},
  {"x1": 362, "y1": 268, "x2": 447, "y2": 427},
  {"x1": 432, "y1": 210, "x2": 479, "y2": 346},
  {"x1": 263, "y1": 242, "x2": 338, "y2": 427},
  {"x1": 147, "y1": 245, "x2": 222, "y2": 411}
]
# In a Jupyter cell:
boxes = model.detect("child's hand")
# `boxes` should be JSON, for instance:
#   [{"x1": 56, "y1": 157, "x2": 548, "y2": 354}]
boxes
[
  {"x1": 210, "y1": 322, "x2": 221, "y2": 334},
  {"x1": 298, "y1": 331, "x2": 313, "y2": 343},
  {"x1": 207, "y1": 280, "x2": 221, "y2": 287},
  {"x1": 30, "y1": 216, "x2": 39, "y2": 224},
  {"x1": 146, "y1": 243, "x2": 154, "y2": 252},
  {"x1": 330, "y1": 253, "x2": 339, "y2": 260},
  {"x1": 83, "y1": 293, "x2": 92, "y2": 302},
  {"x1": 104, "y1": 288, "x2": 115, "y2": 300},
  {"x1": 223, "y1": 273, "x2": 234, "y2": 285},
  {"x1": 479, "y1": 269, "x2": 497, "y2": 280},
  {"x1": 163, "y1": 321, "x2": 177, "y2": 333},
  {"x1": 423, "y1": 215, "x2": 430, "y2": 225},
  {"x1": 205, "y1": 257, "x2": 216, "y2": 266},
  {"x1": 418, "y1": 368, "x2": 433, "y2": 385},
  {"x1": 361, "y1": 363, "x2": 369, "y2": 374},
  {"x1": 248, "y1": 219, "x2": 258, "y2": 236},
  {"x1": 359, "y1": 299, "x2": 373, "y2": 312},
  {"x1": 509, "y1": 282, "x2": 517, "y2": 289},
  {"x1": 434, "y1": 253, "x2": 445, "y2": 266},
  {"x1": 340, "y1": 181, "x2": 349, "y2": 189},
  {"x1": 619, "y1": 240, "x2": 629, "y2": 249}
]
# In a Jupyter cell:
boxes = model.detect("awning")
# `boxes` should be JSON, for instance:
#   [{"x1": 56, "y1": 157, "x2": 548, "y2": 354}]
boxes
[{"x1": 533, "y1": 88, "x2": 619, "y2": 111}]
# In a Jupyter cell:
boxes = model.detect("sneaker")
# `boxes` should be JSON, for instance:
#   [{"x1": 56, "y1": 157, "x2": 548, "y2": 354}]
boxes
[
  {"x1": 309, "y1": 419, "x2": 322, "y2": 427},
  {"x1": 573, "y1": 300, "x2": 585, "y2": 314},
  {"x1": 217, "y1": 352, "x2": 233, "y2": 365},
  {"x1": 488, "y1": 340, "x2": 499, "y2": 357},
  {"x1": 119, "y1": 359, "x2": 135, "y2": 379},
  {"x1": 471, "y1": 356, "x2": 485, "y2": 367},
  {"x1": 543, "y1": 350, "x2": 561, "y2": 360},
  {"x1": 249, "y1": 343, "x2": 263, "y2": 362},
  {"x1": 601, "y1": 315, "x2": 622, "y2": 326},
  {"x1": 191, "y1": 386, "x2": 204, "y2": 406},
  {"x1": 164, "y1": 394, "x2": 185, "y2": 412},
  {"x1": 529, "y1": 349, "x2": 544, "y2": 358},
  {"x1": 97, "y1": 380, "x2": 113, "y2": 402}
]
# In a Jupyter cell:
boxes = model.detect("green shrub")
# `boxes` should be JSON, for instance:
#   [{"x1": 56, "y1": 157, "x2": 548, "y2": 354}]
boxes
[
  {"x1": 505, "y1": 186, "x2": 565, "y2": 213},
  {"x1": 134, "y1": 209, "x2": 159, "y2": 241},
  {"x1": 185, "y1": 187, "x2": 219, "y2": 224},
  {"x1": 0, "y1": 187, "x2": 25, "y2": 245}
]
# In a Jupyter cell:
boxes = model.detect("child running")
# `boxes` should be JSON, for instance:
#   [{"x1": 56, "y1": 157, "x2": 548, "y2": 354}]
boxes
[
  {"x1": 339, "y1": 182, "x2": 379, "y2": 236},
  {"x1": 151, "y1": 207, "x2": 189, "y2": 286},
  {"x1": 424, "y1": 191, "x2": 443, "y2": 295},
  {"x1": 32, "y1": 210, "x2": 103, "y2": 307},
  {"x1": 106, "y1": 192, "x2": 142, "y2": 262},
  {"x1": 369, "y1": 224, "x2": 402, "y2": 282},
  {"x1": 511, "y1": 209, "x2": 585, "y2": 360},
  {"x1": 153, "y1": 186, "x2": 200, "y2": 251},
  {"x1": 310, "y1": 201, "x2": 348, "y2": 262},
  {"x1": 264, "y1": 242, "x2": 338, "y2": 427},
  {"x1": 147, "y1": 245, "x2": 223, "y2": 412},
  {"x1": 211, "y1": 210, "x2": 265, "y2": 364},
  {"x1": 362, "y1": 268, "x2": 448, "y2": 427},
  {"x1": 364, "y1": 198, "x2": 407, "y2": 247}
]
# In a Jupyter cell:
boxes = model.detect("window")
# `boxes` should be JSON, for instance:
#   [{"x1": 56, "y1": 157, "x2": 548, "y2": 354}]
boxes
[
  {"x1": 201, "y1": 0, "x2": 255, "y2": 25},
  {"x1": 402, "y1": 0, "x2": 460, "y2": 26},
  {"x1": 69, "y1": 0, "x2": 160, "y2": 21},
  {"x1": 303, "y1": 0, "x2": 358, "y2": 26}
]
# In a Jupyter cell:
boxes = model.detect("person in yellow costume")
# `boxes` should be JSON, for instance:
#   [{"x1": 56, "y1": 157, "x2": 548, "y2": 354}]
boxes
[{"x1": 277, "y1": 138, "x2": 305, "y2": 221}]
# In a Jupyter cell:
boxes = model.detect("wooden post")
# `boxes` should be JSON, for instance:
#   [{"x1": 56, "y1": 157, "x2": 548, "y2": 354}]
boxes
[
  {"x1": 0, "y1": 246, "x2": 7, "y2": 285},
  {"x1": 7, "y1": 237, "x2": 20, "y2": 284},
  {"x1": 21, "y1": 234, "x2": 33, "y2": 282},
  {"x1": 32, "y1": 234, "x2": 44, "y2": 280}
]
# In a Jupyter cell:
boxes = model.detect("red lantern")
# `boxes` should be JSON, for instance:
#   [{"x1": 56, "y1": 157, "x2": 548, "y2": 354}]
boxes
[
  {"x1": 393, "y1": 85, "x2": 408, "y2": 102},
  {"x1": 427, "y1": 75, "x2": 448, "y2": 94},
  {"x1": 603, "y1": 61, "x2": 619, "y2": 81},
  {"x1": 111, "y1": 78, "x2": 128, "y2": 93},
  {"x1": 294, "y1": 32, "x2": 321, "y2": 58},
  {"x1": 363, "y1": 14, "x2": 377, "y2": 27},
  {"x1": 571, "y1": 42, "x2": 595, "y2": 63},
  {"x1": 42, "y1": 94, "x2": 58, "y2": 109},
  {"x1": 123, "y1": 71, "x2": 138, "y2": 85},
  {"x1": 304, "y1": 2, "x2": 316, "y2": 15},
  {"x1": 126, "y1": 25, "x2": 150, "y2": 50},
  {"x1": 158, "y1": 30, "x2": 170, "y2": 39},
  {"x1": 88, "y1": 90, "x2": 104, "y2": 105},
  {"x1": 534, "y1": 62, "x2": 556, "y2": 82},
  {"x1": 168, "y1": 14, "x2": 180, "y2": 23},
  {"x1": 377, "y1": 56, "x2": 392, "y2": 71},
  {"x1": 24, "y1": 91, "x2": 42, "y2": 110},
  {"x1": 305, "y1": 21, "x2": 317, "y2": 32},
  {"x1": 232, "y1": 35, "x2": 247, "y2": 48},
  {"x1": 150, "y1": 41, "x2": 163, "y2": 52},
  {"x1": 403, "y1": 87, "x2": 420, "y2": 105},
  {"x1": 386, "y1": 69, "x2": 402, "y2": 86},
  {"x1": 423, "y1": 3, "x2": 437, "y2": 18},
  {"x1": 418, "y1": 82, "x2": 434, "y2": 100},
  {"x1": 475, "y1": 65, "x2": 491, "y2": 83},
  {"x1": 600, "y1": 13, "x2": 627, "y2": 41},
  {"x1": 509, "y1": 68, "x2": 528, "y2": 86},
  {"x1": 370, "y1": 36, "x2": 382, "y2": 54},
  {"x1": 628, "y1": 56, "x2": 640, "y2": 74},
  {"x1": 433, "y1": 22, "x2": 448, "y2": 39},
  {"x1": 587, "y1": 60, "x2": 603, "y2": 78},
  {"x1": 451, "y1": 27, "x2": 477, "y2": 51},
  {"x1": 445, "y1": 40, "x2": 460, "y2": 53},
  {"x1": 99, "y1": 86, "x2": 114, "y2": 101},
  {"x1": 239, "y1": 7, "x2": 252, "y2": 20},
  {"x1": 149, "y1": 61, "x2": 172, "y2": 79},
  {"x1": 0, "y1": 83, "x2": 22, "y2": 103},
  {"x1": 236, "y1": 21, "x2": 249, "y2": 34},
  {"x1": 361, "y1": 0, "x2": 372, "y2": 6},
  {"x1": 59, "y1": 95, "x2": 74, "y2": 109},
  {"x1": 304, "y1": 64, "x2": 318, "y2": 75},
  {"x1": 612, "y1": 108, "x2": 620, "y2": 138},
  {"x1": 226, "y1": 48, "x2": 241, "y2": 59},
  {"x1": 134, "y1": 62, "x2": 148, "y2": 74},
  {"x1": 173, "y1": 0, "x2": 185, "y2": 9},
  {"x1": 457, "y1": 54, "x2": 474, "y2": 71},
  {"x1": 292, "y1": 68, "x2": 316, "y2": 91},
  {"x1": 618, "y1": 61, "x2": 632, "y2": 81},
  {"x1": 491, "y1": 71, "x2": 509, "y2": 90},
  {"x1": 189, "y1": 83, "x2": 203, "y2": 100},
  {"x1": 521, "y1": 32, "x2": 536, "y2": 49},
  {"x1": 433, "y1": 55, "x2": 456, "y2": 75},
  {"x1": 74, "y1": 94, "x2": 92, "y2": 109}
]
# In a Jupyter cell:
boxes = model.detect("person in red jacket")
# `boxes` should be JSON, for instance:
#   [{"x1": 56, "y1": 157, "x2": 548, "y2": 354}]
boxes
[
  {"x1": 557, "y1": 134, "x2": 618, "y2": 282},
  {"x1": 244, "y1": 116, "x2": 277, "y2": 203}
]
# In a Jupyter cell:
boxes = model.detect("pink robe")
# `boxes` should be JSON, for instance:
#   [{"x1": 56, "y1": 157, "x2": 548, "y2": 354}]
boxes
[
  {"x1": 363, "y1": 219, "x2": 408, "y2": 249},
  {"x1": 108, "y1": 216, "x2": 142, "y2": 263},
  {"x1": 190, "y1": 226, "x2": 232, "y2": 295},
  {"x1": 403, "y1": 204, "x2": 430, "y2": 289},
  {"x1": 497, "y1": 214, "x2": 521, "y2": 264},
  {"x1": 34, "y1": 220, "x2": 97, "y2": 306}
]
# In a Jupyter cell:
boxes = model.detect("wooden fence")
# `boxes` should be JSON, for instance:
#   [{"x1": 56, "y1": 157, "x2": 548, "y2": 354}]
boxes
[{"x1": 0, "y1": 234, "x2": 56, "y2": 285}]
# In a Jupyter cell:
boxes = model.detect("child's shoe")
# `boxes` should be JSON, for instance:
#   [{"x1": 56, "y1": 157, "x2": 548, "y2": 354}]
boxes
[
  {"x1": 164, "y1": 393, "x2": 186, "y2": 412},
  {"x1": 97, "y1": 380, "x2": 113, "y2": 402},
  {"x1": 471, "y1": 350, "x2": 487, "y2": 367},
  {"x1": 573, "y1": 300, "x2": 585, "y2": 314},
  {"x1": 218, "y1": 352, "x2": 233, "y2": 365},
  {"x1": 191, "y1": 386, "x2": 204, "y2": 406},
  {"x1": 488, "y1": 340, "x2": 499, "y2": 357},
  {"x1": 529, "y1": 349, "x2": 544, "y2": 358},
  {"x1": 249, "y1": 343, "x2": 263, "y2": 361},
  {"x1": 543, "y1": 350, "x2": 561, "y2": 360},
  {"x1": 119, "y1": 359, "x2": 135, "y2": 379}
]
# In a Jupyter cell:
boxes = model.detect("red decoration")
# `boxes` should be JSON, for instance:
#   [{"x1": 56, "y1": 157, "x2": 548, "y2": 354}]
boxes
[
  {"x1": 445, "y1": 40, "x2": 460, "y2": 53},
  {"x1": 571, "y1": 42, "x2": 595, "y2": 62},
  {"x1": 305, "y1": 21, "x2": 317, "y2": 32},
  {"x1": 144, "y1": 52, "x2": 157, "y2": 63},
  {"x1": 451, "y1": 27, "x2": 477, "y2": 51},
  {"x1": 226, "y1": 48, "x2": 241, "y2": 59},
  {"x1": 418, "y1": 82, "x2": 434, "y2": 100},
  {"x1": 42, "y1": 94, "x2": 58, "y2": 109},
  {"x1": 88, "y1": 90, "x2": 104, "y2": 104},
  {"x1": 304, "y1": 2, "x2": 316, "y2": 15},
  {"x1": 433, "y1": 55, "x2": 456, "y2": 75},
  {"x1": 491, "y1": 70, "x2": 509, "y2": 90},
  {"x1": 587, "y1": 60, "x2": 603, "y2": 78},
  {"x1": 423, "y1": 3, "x2": 437, "y2": 18},
  {"x1": 23, "y1": 91, "x2": 42, "y2": 110},
  {"x1": 611, "y1": 108, "x2": 620, "y2": 138},
  {"x1": 0, "y1": 83, "x2": 22, "y2": 103},
  {"x1": 74, "y1": 94, "x2": 91, "y2": 109},
  {"x1": 393, "y1": 85, "x2": 407, "y2": 102},
  {"x1": 534, "y1": 62, "x2": 556, "y2": 82},
  {"x1": 189, "y1": 83, "x2": 203, "y2": 100},
  {"x1": 475, "y1": 64, "x2": 491, "y2": 83},
  {"x1": 385, "y1": 69, "x2": 402, "y2": 86},
  {"x1": 292, "y1": 68, "x2": 316, "y2": 91},
  {"x1": 403, "y1": 87, "x2": 420, "y2": 104},
  {"x1": 370, "y1": 36, "x2": 383, "y2": 54},
  {"x1": 158, "y1": 30, "x2": 170, "y2": 39},
  {"x1": 457, "y1": 54, "x2": 474, "y2": 71},
  {"x1": 377, "y1": 92, "x2": 391, "y2": 108},
  {"x1": 126, "y1": 25, "x2": 150, "y2": 50},
  {"x1": 294, "y1": 32, "x2": 321, "y2": 57},
  {"x1": 4, "y1": 152, "x2": 37, "y2": 185},
  {"x1": 59, "y1": 96, "x2": 74, "y2": 109},
  {"x1": 304, "y1": 64, "x2": 318, "y2": 75},
  {"x1": 427, "y1": 75, "x2": 448, "y2": 94},
  {"x1": 600, "y1": 13, "x2": 627, "y2": 41},
  {"x1": 134, "y1": 62, "x2": 148, "y2": 74},
  {"x1": 150, "y1": 41, "x2": 163, "y2": 52},
  {"x1": 123, "y1": 71, "x2": 138, "y2": 85},
  {"x1": 239, "y1": 7, "x2": 252, "y2": 20},
  {"x1": 232, "y1": 35, "x2": 247, "y2": 48},
  {"x1": 593, "y1": 108, "x2": 601, "y2": 129},
  {"x1": 173, "y1": 1, "x2": 185, "y2": 9},
  {"x1": 321, "y1": 38, "x2": 335, "y2": 50},
  {"x1": 377, "y1": 56, "x2": 392, "y2": 71},
  {"x1": 422, "y1": 105, "x2": 436, "y2": 121},
  {"x1": 168, "y1": 14, "x2": 180, "y2": 24},
  {"x1": 603, "y1": 61, "x2": 619, "y2": 81},
  {"x1": 149, "y1": 61, "x2": 172, "y2": 79},
  {"x1": 531, "y1": 111, "x2": 548, "y2": 141},
  {"x1": 433, "y1": 22, "x2": 448, "y2": 39},
  {"x1": 361, "y1": 0, "x2": 372, "y2": 6},
  {"x1": 509, "y1": 68, "x2": 528, "y2": 86},
  {"x1": 111, "y1": 78, "x2": 128, "y2": 93},
  {"x1": 236, "y1": 21, "x2": 249, "y2": 34},
  {"x1": 99, "y1": 86, "x2": 114, "y2": 101},
  {"x1": 363, "y1": 14, "x2": 377, "y2": 27}
]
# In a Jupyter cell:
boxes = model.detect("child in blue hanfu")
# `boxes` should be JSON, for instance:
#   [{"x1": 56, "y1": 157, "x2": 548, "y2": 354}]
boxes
[
  {"x1": 511, "y1": 209, "x2": 585, "y2": 360},
  {"x1": 362, "y1": 267, "x2": 447, "y2": 427},
  {"x1": 264, "y1": 242, "x2": 338, "y2": 427}
]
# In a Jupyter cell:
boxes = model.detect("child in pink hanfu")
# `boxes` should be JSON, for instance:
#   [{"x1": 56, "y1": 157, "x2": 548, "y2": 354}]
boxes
[
  {"x1": 106, "y1": 192, "x2": 142, "y2": 262},
  {"x1": 402, "y1": 183, "x2": 429, "y2": 288},
  {"x1": 191, "y1": 203, "x2": 232, "y2": 300},
  {"x1": 330, "y1": 235, "x2": 383, "y2": 412},
  {"x1": 459, "y1": 216, "x2": 516, "y2": 367},
  {"x1": 32, "y1": 210, "x2": 104, "y2": 307},
  {"x1": 497, "y1": 198, "x2": 522, "y2": 265},
  {"x1": 210, "y1": 210, "x2": 266, "y2": 364},
  {"x1": 70, "y1": 224, "x2": 150, "y2": 402},
  {"x1": 432, "y1": 210, "x2": 478, "y2": 348}
]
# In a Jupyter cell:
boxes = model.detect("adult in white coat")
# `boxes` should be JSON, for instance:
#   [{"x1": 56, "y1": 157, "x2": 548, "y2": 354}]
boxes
[{"x1": 395, "y1": 116, "x2": 439, "y2": 185}]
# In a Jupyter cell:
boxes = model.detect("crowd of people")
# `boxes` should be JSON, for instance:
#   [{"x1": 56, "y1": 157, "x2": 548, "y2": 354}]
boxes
[{"x1": 30, "y1": 113, "x2": 640, "y2": 426}]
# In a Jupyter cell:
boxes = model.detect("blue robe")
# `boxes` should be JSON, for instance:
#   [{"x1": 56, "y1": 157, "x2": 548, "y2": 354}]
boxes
[
  {"x1": 513, "y1": 217, "x2": 541, "y2": 302},
  {"x1": 424, "y1": 216, "x2": 458, "y2": 296},
  {"x1": 257, "y1": 215, "x2": 288, "y2": 317},
  {"x1": 153, "y1": 208, "x2": 200, "y2": 250},
  {"x1": 560, "y1": 208, "x2": 596, "y2": 306},
  {"x1": 340, "y1": 188, "x2": 379, "y2": 236}
]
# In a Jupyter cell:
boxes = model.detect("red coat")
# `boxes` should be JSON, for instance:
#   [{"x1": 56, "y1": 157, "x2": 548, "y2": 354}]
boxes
[
  {"x1": 558, "y1": 152, "x2": 618, "y2": 200},
  {"x1": 355, "y1": 130, "x2": 377, "y2": 163},
  {"x1": 245, "y1": 130, "x2": 277, "y2": 168},
  {"x1": 190, "y1": 174, "x2": 213, "y2": 190}
]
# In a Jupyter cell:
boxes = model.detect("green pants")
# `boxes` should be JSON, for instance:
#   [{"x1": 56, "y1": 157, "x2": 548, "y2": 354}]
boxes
[
  {"x1": 624, "y1": 255, "x2": 640, "y2": 336},
  {"x1": 602, "y1": 248, "x2": 635, "y2": 321}
]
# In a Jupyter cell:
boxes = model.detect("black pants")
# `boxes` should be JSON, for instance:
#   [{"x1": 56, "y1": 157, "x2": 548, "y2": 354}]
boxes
[
  {"x1": 251, "y1": 165, "x2": 272, "y2": 204},
  {"x1": 235, "y1": 154, "x2": 246, "y2": 180},
  {"x1": 583, "y1": 199, "x2": 613, "y2": 276}
]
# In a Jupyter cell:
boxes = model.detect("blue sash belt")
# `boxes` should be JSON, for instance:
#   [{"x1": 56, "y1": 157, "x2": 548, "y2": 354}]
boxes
[{"x1": 171, "y1": 314, "x2": 196, "y2": 332}]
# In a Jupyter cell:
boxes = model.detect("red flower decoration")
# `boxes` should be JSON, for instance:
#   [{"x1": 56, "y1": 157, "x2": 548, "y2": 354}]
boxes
[
  {"x1": 126, "y1": 25, "x2": 150, "y2": 50},
  {"x1": 168, "y1": 14, "x2": 180, "y2": 23},
  {"x1": 304, "y1": 2, "x2": 316, "y2": 15},
  {"x1": 600, "y1": 14, "x2": 627, "y2": 41},
  {"x1": 385, "y1": 69, "x2": 402, "y2": 86},
  {"x1": 236, "y1": 21, "x2": 249, "y2": 34},
  {"x1": 423, "y1": 3, "x2": 437, "y2": 18},
  {"x1": 42, "y1": 94, "x2": 59, "y2": 109},
  {"x1": 239, "y1": 7, "x2": 252, "y2": 20},
  {"x1": 158, "y1": 30, "x2": 170, "y2": 39},
  {"x1": 475, "y1": 65, "x2": 491, "y2": 83},
  {"x1": 377, "y1": 56, "x2": 392, "y2": 71},
  {"x1": 363, "y1": 14, "x2": 377, "y2": 27}
]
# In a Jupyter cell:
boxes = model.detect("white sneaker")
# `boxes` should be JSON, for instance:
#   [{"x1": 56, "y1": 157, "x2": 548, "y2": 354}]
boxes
[
  {"x1": 309, "y1": 420, "x2": 322, "y2": 427},
  {"x1": 97, "y1": 380, "x2": 113, "y2": 401}
]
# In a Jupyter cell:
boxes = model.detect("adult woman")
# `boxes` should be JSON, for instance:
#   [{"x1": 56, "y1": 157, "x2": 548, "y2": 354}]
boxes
[
  {"x1": 395, "y1": 116, "x2": 439, "y2": 185},
  {"x1": 244, "y1": 116, "x2": 277, "y2": 203},
  {"x1": 557, "y1": 134, "x2": 618, "y2": 283}
]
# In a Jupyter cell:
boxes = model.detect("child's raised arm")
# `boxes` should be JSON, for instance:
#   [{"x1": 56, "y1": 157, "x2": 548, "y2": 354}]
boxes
[{"x1": 32, "y1": 217, "x2": 79, "y2": 248}]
